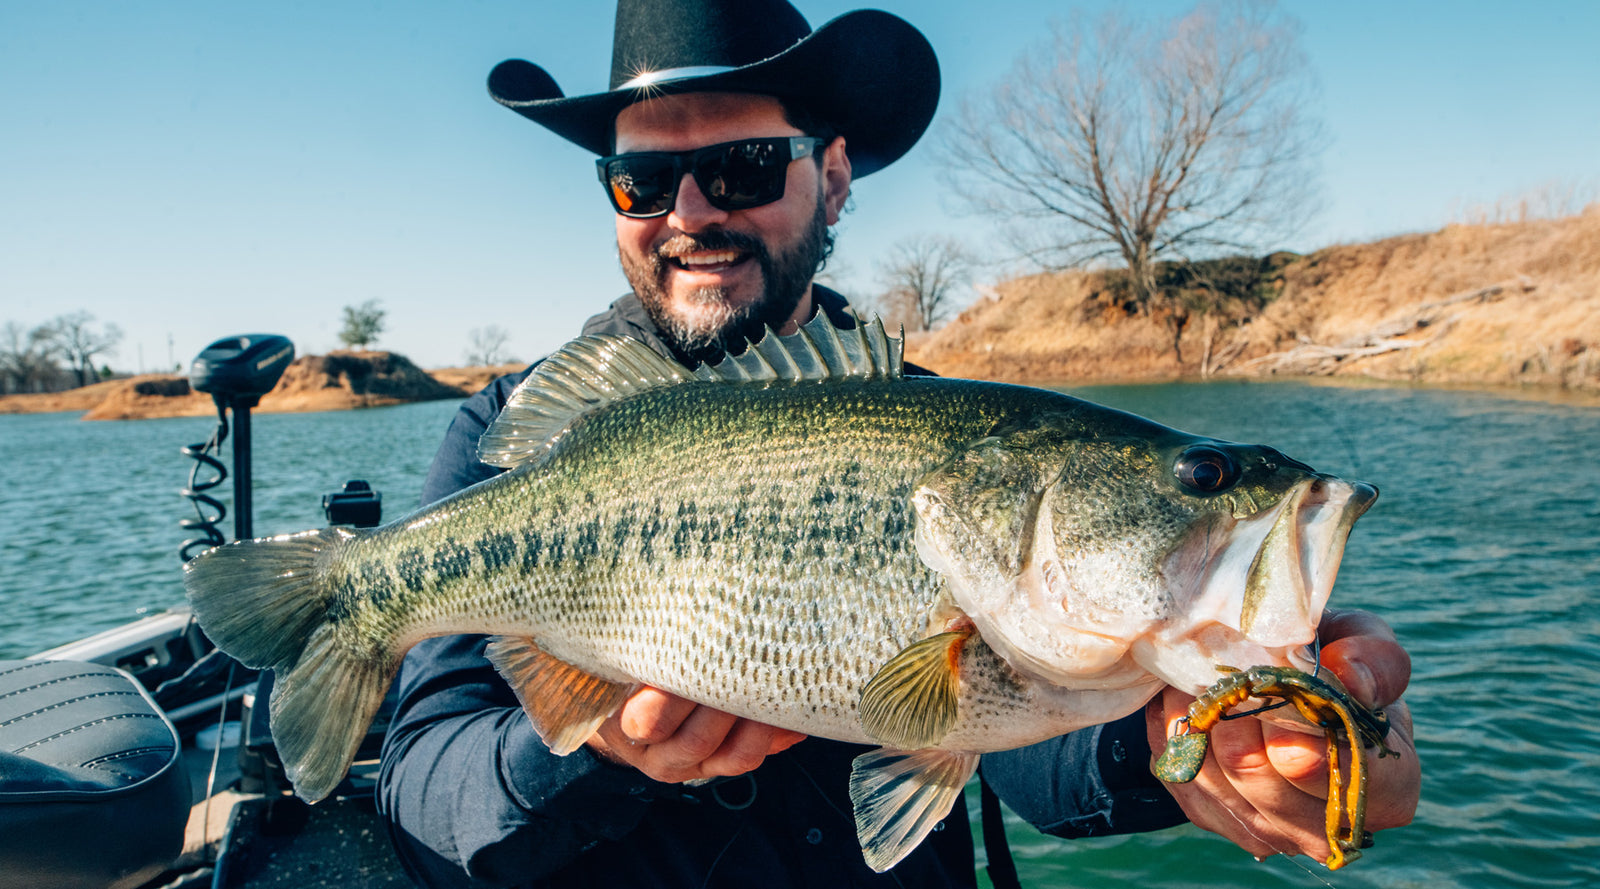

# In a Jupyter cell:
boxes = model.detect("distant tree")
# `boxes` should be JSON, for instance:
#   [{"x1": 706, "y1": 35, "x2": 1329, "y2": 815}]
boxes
[
  {"x1": 940, "y1": 0, "x2": 1322, "y2": 313},
  {"x1": 44, "y1": 311, "x2": 122, "y2": 388},
  {"x1": 0, "y1": 321, "x2": 64, "y2": 394},
  {"x1": 873, "y1": 235, "x2": 974, "y2": 332},
  {"x1": 464, "y1": 325, "x2": 515, "y2": 367},
  {"x1": 338, "y1": 300, "x2": 386, "y2": 349}
]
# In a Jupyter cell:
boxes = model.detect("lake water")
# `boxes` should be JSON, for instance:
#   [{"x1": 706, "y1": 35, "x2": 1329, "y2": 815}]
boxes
[{"x1": 2, "y1": 381, "x2": 1597, "y2": 888}]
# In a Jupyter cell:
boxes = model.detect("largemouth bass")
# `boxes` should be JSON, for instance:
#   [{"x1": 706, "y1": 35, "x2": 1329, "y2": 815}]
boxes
[{"x1": 184, "y1": 315, "x2": 1376, "y2": 871}]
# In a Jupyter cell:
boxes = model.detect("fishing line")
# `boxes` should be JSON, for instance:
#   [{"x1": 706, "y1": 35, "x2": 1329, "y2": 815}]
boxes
[
  {"x1": 789, "y1": 756, "x2": 910, "y2": 889},
  {"x1": 698, "y1": 822, "x2": 744, "y2": 889},
  {"x1": 199, "y1": 659, "x2": 238, "y2": 849},
  {"x1": 1216, "y1": 798, "x2": 1339, "y2": 889}
]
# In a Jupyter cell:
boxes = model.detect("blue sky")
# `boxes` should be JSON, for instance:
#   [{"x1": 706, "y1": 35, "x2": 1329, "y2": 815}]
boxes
[{"x1": 2, "y1": 1, "x2": 1596, "y2": 371}]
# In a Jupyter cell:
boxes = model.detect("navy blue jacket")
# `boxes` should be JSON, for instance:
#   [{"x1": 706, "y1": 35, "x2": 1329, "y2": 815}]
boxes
[{"x1": 376, "y1": 289, "x2": 1185, "y2": 888}]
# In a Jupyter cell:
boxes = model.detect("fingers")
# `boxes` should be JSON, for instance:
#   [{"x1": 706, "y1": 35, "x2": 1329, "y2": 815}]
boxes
[
  {"x1": 1143, "y1": 607, "x2": 1425, "y2": 864},
  {"x1": 1146, "y1": 690, "x2": 1330, "y2": 860},
  {"x1": 1261, "y1": 697, "x2": 1419, "y2": 832},
  {"x1": 588, "y1": 686, "x2": 807, "y2": 784},
  {"x1": 1318, "y1": 609, "x2": 1411, "y2": 709},
  {"x1": 618, "y1": 687, "x2": 699, "y2": 743}
]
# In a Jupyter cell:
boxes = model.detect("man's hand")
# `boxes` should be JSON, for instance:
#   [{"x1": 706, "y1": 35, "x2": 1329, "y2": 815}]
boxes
[
  {"x1": 587, "y1": 687, "x2": 807, "y2": 784},
  {"x1": 1144, "y1": 609, "x2": 1420, "y2": 862}
]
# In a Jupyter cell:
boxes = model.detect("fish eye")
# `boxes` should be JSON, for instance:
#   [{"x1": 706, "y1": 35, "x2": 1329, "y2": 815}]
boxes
[{"x1": 1174, "y1": 446, "x2": 1241, "y2": 493}]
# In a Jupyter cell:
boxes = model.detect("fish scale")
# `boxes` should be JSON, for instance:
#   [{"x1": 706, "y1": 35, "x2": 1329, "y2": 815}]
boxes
[{"x1": 186, "y1": 315, "x2": 1377, "y2": 872}]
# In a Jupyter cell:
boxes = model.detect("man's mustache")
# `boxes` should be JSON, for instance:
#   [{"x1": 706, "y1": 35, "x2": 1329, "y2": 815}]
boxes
[{"x1": 654, "y1": 229, "x2": 769, "y2": 264}]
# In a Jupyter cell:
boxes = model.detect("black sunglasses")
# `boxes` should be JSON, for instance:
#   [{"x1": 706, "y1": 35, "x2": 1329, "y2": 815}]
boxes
[{"x1": 596, "y1": 136, "x2": 821, "y2": 218}]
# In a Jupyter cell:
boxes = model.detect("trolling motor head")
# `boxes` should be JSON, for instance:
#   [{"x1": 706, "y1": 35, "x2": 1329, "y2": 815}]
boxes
[
  {"x1": 182, "y1": 334, "x2": 295, "y2": 546},
  {"x1": 189, "y1": 334, "x2": 295, "y2": 408}
]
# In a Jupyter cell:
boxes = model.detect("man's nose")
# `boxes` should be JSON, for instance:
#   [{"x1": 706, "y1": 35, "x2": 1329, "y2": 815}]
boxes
[{"x1": 667, "y1": 172, "x2": 731, "y2": 231}]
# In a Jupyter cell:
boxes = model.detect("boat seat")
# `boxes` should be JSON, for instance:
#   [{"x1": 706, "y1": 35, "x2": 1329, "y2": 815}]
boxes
[{"x1": 0, "y1": 659, "x2": 191, "y2": 889}]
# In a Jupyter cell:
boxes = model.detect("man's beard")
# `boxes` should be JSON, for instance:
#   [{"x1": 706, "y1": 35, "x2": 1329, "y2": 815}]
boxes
[{"x1": 621, "y1": 198, "x2": 830, "y2": 367}]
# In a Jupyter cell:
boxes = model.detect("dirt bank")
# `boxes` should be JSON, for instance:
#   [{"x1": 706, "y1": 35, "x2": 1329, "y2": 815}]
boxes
[{"x1": 910, "y1": 208, "x2": 1600, "y2": 400}]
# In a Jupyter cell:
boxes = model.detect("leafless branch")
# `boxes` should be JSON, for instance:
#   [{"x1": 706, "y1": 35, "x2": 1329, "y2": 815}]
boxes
[{"x1": 938, "y1": 0, "x2": 1323, "y2": 310}]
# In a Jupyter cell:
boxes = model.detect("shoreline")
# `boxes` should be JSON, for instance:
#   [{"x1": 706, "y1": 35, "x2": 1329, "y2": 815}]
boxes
[{"x1": 5, "y1": 366, "x2": 1593, "y2": 421}]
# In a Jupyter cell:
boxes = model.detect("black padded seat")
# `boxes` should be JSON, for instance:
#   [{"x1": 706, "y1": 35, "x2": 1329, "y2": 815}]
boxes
[{"x1": 0, "y1": 659, "x2": 191, "y2": 889}]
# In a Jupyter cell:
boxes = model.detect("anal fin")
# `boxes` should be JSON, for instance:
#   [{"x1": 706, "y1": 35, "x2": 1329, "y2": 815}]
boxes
[
  {"x1": 850, "y1": 747, "x2": 981, "y2": 872},
  {"x1": 485, "y1": 636, "x2": 634, "y2": 755},
  {"x1": 858, "y1": 628, "x2": 971, "y2": 749}
]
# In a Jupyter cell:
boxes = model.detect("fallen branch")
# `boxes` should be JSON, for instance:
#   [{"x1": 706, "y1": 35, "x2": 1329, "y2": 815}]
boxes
[{"x1": 1231, "y1": 278, "x2": 1535, "y2": 376}]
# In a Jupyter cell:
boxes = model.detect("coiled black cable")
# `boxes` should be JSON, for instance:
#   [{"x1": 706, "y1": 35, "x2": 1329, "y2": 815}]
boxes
[{"x1": 179, "y1": 406, "x2": 231, "y2": 562}]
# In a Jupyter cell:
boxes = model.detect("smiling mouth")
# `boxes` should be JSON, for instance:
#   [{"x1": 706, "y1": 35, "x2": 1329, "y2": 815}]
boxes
[{"x1": 669, "y1": 250, "x2": 746, "y2": 273}]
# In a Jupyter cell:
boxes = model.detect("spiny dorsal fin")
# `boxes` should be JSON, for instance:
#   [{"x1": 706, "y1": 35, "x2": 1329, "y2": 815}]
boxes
[
  {"x1": 478, "y1": 335, "x2": 691, "y2": 469},
  {"x1": 694, "y1": 312, "x2": 903, "y2": 385},
  {"x1": 479, "y1": 314, "x2": 904, "y2": 469}
]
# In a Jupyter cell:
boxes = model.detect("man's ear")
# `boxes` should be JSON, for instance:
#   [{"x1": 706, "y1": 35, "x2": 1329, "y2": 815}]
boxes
[{"x1": 822, "y1": 136, "x2": 852, "y2": 225}]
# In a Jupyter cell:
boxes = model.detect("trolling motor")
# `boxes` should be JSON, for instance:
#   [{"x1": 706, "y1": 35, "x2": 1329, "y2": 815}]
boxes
[
  {"x1": 175, "y1": 334, "x2": 391, "y2": 799},
  {"x1": 179, "y1": 334, "x2": 295, "y2": 559}
]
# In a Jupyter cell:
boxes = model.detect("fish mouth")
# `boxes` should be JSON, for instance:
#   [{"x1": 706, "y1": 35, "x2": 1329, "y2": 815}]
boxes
[
  {"x1": 1242, "y1": 475, "x2": 1378, "y2": 649},
  {"x1": 1147, "y1": 475, "x2": 1378, "y2": 691}
]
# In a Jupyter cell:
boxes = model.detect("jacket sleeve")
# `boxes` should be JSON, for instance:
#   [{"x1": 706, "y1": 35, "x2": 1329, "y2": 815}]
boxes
[
  {"x1": 376, "y1": 374, "x2": 677, "y2": 887},
  {"x1": 980, "y1": 711, "x2": 1187, "y2": 839}
]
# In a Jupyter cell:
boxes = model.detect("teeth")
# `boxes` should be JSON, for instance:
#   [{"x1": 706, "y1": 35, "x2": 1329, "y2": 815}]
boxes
[{"x1": 679, "y1": 251, "x2": 739, "y2": 267}]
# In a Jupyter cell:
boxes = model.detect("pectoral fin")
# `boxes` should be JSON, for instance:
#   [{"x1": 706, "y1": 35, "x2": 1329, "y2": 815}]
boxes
[
  {"x1": 485, "y1": 636, "x2": 635, "y2": 755},
  {"x1": 850, "y1": 748, "x2": 981, "y2": 872},
  {"x1": 858, "y1": 629, "x2": 972, "y2": 749}
]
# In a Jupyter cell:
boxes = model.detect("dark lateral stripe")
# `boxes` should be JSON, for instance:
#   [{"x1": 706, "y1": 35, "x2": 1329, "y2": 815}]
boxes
[
  {"x1": 396, "y1": 548, "x2": 432, "y2": 594},
  {"x1": 431, "y1": 539, "x2": 473, "y2": 580},
  {"x1": 481, "y1": 530, "x2": 518, "y2": 574},
  {"x1": 522, "y1": 530, "x2": 545, "y2": 572}
]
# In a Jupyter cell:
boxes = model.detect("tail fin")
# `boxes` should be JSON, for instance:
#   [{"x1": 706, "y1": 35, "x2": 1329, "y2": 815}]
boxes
[{"x1": 183, "y1": 528, "x2": 393, "y2": 802}]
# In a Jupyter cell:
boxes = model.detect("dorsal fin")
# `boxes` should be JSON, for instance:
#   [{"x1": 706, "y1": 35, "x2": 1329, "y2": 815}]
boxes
[
  {"x1": 477, "y1": 335, "x2": 690, "y2": 469},
  {"x1": 693, "y1": 312, "x2": 904, "y2": 385},
  {"x1": 478, "y1": 313, "x2": 904, "y2": 470}
]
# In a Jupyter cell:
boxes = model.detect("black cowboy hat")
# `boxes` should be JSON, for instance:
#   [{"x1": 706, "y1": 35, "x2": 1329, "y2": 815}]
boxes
[{"x1": 487, "y1": 0, "x2": 940, "y2": 178}]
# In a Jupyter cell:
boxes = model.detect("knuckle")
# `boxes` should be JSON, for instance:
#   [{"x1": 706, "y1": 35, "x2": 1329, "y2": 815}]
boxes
[
  {"x1": 715, "y1": 744, "x2": 767, "y2": 776},
  {"x1": 676, "y1": 726, "x2": 724, "y2": 760}
]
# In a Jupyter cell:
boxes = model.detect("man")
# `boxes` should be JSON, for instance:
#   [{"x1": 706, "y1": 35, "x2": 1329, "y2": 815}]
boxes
[{"x1": 377, "y1": 2, "x2": 1419, "y2": 886}]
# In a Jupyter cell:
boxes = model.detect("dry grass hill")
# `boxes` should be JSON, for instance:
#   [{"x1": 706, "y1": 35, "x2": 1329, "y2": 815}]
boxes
[{"x1": 910, "y1": 207, "x2": 1600, "y2": 401}]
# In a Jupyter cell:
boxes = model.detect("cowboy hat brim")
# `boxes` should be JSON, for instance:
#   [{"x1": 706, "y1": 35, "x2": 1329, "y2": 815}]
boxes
[{"x1": 487, "y1": 9, "x2": 939, "y2": 178}]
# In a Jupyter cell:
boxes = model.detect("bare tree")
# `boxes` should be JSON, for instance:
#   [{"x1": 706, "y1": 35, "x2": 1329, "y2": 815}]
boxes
[
  {"x1": 940, "y1": 0, "x2": 1322, "y2": 312},
  {"x1": 465, "y1": 325, "x2": 516, "y2": 366},
  {"x1": 0, "y1": 321, "x2": 64, "y2": 393},
  {"x1": 873, "y1": 235, "x2": 974, "y2": 332},
  {"x1": 338, "y1": 300, "x2": 386, "y2": 349},
  {"x1": 44, "y1": 312, "x2": 122, "y2": 387}
]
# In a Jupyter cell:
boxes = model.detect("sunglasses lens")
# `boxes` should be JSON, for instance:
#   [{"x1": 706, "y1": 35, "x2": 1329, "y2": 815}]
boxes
[
  {"x1": 695, "y1": 141, "x2": 788, "y2": 210},
  {"x1": 602, "y1": 156, "x2": 678, "y2": 217},
  {"x1": 600, "y1": 138, "x2": 811, "y2": 217}
]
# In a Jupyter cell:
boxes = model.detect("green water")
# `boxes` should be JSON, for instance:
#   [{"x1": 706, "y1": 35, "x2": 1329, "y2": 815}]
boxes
[{"x1": 2, "y1": 381, "x2": 1596, "y2": 886}]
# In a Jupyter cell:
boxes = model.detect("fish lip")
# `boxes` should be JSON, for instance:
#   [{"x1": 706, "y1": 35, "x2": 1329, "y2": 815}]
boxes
[{"x1": 1242, "y1": 475, "x2": 1377, "y2": 648}]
